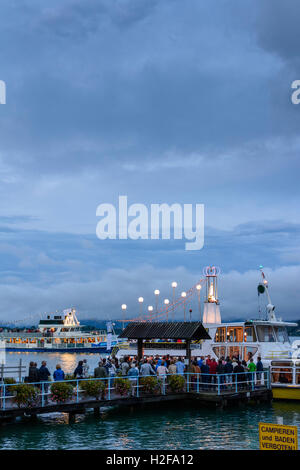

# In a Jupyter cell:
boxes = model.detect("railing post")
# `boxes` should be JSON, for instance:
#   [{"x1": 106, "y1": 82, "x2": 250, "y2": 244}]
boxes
[
  {"x1": 163, "y1": 376, "x2": 166, "y2": 395},
  {"x1": 137, "y1": 376, "x2": 139, "y2": 398},
  {"x1": 42, "y1": 381, "x2": 44, "y2": 407},
  {"x1": 197, "y1": 373, "x2": 199, "y2": 393},
  {"x1": 186, "y1": 373, "x2": 189, "y2": 393},
  {"x1": 108, "y1": 378, "x2": 111, "y2": 401},
  {"x1": 76, "y1": 380, "x2": 79, "y2": 403},
  {"x1": 252, "y1": 372, "x2": 254, "y2": 391},
  {"x1": 235, "y1": 374, "x2": 237, "y2": 393},
  {"x1": 217, "y1": 374, "x2": 220, "y2": 395},
  {"x1": 3, "y1": 383, "x2": 5, "y2": 410}
]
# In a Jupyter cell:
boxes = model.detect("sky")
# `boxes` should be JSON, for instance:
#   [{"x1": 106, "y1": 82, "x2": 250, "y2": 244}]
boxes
[{"x1": 0, "y1": 0, "x2": 300, "y2": 324}]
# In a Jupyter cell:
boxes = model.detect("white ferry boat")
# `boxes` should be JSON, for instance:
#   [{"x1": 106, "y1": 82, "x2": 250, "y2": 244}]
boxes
[
  {"x1": 117, "y1": 266, "x2": 300, "y2": 363},
  {"x1": 199, "y1": 266, "x2": 299, "y2": 364},
  {"x1": 0, "y1": 309, "x2": 120, "y2": 353}
]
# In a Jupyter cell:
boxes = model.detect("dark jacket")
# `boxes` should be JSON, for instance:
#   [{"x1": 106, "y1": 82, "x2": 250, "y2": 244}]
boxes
[
  {"x1": 74, "y1": 365, "x2": 83, "y2": 378},
  {"x1": 224, "y1": 362, "x2": 233, "y2": 373},
  {"x1": 94, "y1": 366, "x2": 108, "y2": 378},
  {"x1": 256, "y1": 360, "x2": 263, "y2": 372},
  {"x1": 28, "y1": 366, "x2": 40, "y2": 383},
  {"x1": 233, "y1": 364, "x2": 245, "y2": 382},
  {"x1": 39, "y1": 365, "x2": 50, "y2": 382},
  {"x1": 216, "y1": 363, "x2": 225, "y2": 374}
]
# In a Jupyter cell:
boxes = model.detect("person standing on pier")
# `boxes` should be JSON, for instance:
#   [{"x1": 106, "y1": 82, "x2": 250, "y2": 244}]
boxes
[
  {"x1": 94, "y1": 361, "x2": 108, "y2": 379},
  {"x1": 233, "y1": 361, "x2": 245, "y2": 390},
  {"x1": 224, "y1": 357, "x2": 233, "y2": 389},
  {"x1": 128, "y1": 363, "x2": 139, "y2": 396},
  {"x1": 140, "y1": 359, "x2": 156, "y2": 376},
  {"x1": 175, "y1": 357, "x2": 185, "y2": 376},
  {"x1": 121, "y1": 357, "x2": 130, "y2": 376},
  {"x1": 82, "y1": 359, "x2": 89, "y2": 378},
  {"x1": 168, "y1": 360, "x2": 177, "y2": 374},
  {"x1": 256, "y1": 356, "x2": 263, "y2": 386},
  {"x1": 247, "y1": 358, "x2": 256, "y2": 387},
  {"x1": 216, "y1": 359, "x2": 225, "y2": 391},
  {"x1": 73, "y1": 361, "x2": 84, "y2": 379},
  {"x1": 39, "y1": 361, "x2": 51, "y2": 402},
  {"x1": 28, "y1": 362, "x2": 40, "y2": 384},
  {"x1": 53, "y1": 364, "x2": 65, "y2": 381}
]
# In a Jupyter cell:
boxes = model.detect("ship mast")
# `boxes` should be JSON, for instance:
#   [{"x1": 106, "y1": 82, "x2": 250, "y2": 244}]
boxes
[{"x1": 258, "y1": 266, "x2": 277, "y2": 322}]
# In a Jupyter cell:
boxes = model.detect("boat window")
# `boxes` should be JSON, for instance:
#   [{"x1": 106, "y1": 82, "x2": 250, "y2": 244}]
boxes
[
  {"x1": 212, "y1": 346, "x2": 226, "y2": 358},
  {"x1": 243, "y1": 346, "x2": 258, "y2": 361},
  {"x1": 215, "y1": 327, "x2": 226, "y2": 342},
  {"x1": 273, "y1": 326, "x2": 289, "y2": 343},
  {"x1": 256, "y1": 326, "x2": 275, "y2": 342},
  {"x1": 226, "y1": 327, "x2": 243, "y2": 342},
  {"x1": 227, "y1": 346, "x2": 241, "y2": 360},
  {"x1": 244, "y1": 326, "x2": 256, "y2": 342}
]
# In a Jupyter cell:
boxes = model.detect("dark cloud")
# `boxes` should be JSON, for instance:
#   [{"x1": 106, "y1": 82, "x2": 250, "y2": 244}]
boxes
[
  {"x1": 0, "y1": 1, "x2": 299, "y2": 323},
  {"x1": 256, "y1": 0, "x2": 300, "y2": 64}
]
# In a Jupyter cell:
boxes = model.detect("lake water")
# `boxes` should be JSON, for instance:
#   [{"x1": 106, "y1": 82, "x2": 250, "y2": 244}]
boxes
[
  {"x1": 0, "y1": 351, "x2": 300, "y2": 450},
  {"x1": 0, "y1": 399, "x2": 299, "y2": 450}
]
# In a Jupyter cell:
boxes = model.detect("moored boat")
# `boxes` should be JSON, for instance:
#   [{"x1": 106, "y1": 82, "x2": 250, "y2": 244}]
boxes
[{"x1": 0, "y1": 309, "x2": 120, "y2": 353}]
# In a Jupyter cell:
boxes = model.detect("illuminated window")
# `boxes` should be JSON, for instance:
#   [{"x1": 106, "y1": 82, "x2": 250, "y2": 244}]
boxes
[
  {"x1": 226, "y1": 327, "x2": 243, "y2": 342},
  {"x1": 215, "y1": 327, "x2": 226, "y2": 342}
]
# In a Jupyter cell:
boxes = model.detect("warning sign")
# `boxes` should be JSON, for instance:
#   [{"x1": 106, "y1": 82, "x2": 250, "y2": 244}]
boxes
[{"x1": 259, "y1": 422, "x2": 298, "y2": 450}]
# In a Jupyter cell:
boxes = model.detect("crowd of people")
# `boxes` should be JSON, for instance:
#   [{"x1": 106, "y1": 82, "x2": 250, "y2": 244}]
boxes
[{"x1": 25, "y1": 354, "x2": 264, "y2": 392}]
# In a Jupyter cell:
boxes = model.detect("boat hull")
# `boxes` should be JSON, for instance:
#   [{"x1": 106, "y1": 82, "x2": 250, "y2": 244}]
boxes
[{"x1": 272, "y1": 386, "x2": 300, "y2": 401}]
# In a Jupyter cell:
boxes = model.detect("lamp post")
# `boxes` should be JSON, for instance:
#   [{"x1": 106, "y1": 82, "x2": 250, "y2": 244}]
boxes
[
  {"x1": 138, "y1": 297, "x2": 144, "y2": 321},
  {"x1": 196, "y1": 284, "x2": 202, "y2": 321},
  {"x1": 171, "y1": 282, "x2": 177, "y2": 321},
  {"x1": 164, "y1": 299, "x2": 170, "y2": 322},
  {"x1": 121, "y1": 304, "x2": 127, "y2": 330},
  {"x1": 181, "y1": 292, "x2": 187, "y2": 321},
  {"x1": 148, "y1": 305, "x2": 153, "y2": 322},
  {"x1": 154, "y1": 289, "x2": 160, "y2": 316}
]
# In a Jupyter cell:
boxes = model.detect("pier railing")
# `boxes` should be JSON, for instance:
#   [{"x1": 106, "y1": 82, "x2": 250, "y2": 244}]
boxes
[{"x1": 0, "y1": 370, "x2": 270, "y2": 411}]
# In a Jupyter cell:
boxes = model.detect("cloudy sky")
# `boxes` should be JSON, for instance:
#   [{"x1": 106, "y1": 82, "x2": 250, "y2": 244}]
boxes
[{"x1": 0, "y1": 0, "x2": 300, "y2": 324}]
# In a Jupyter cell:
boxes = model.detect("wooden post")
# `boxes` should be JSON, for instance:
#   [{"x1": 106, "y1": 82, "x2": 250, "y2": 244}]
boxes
[
  {"x1": 19, "y1": 359, "x2": 22, "y2": 383},
  {"x1": 68, "y1": 412, "x2": 76, "y2": 424},
  {"x1": 137, "y1": 339, "x2": 143, "y2": 362},
  {"x1": 186, "y1": 339, "x2": 191, "y2": 370}
]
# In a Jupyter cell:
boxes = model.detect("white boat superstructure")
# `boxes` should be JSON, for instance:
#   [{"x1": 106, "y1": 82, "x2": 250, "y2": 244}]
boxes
[{"x1": 199, "y1": 266, "x2": 299, "y2": 364}]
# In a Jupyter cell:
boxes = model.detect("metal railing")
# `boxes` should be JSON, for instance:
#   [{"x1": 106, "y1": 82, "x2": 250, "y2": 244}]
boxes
[
  {"x1": 0, "y1": 370, "x2": 270, "y2": 411},
  {"x1": 270, "y1": 366, "x2": 300, "y2": 386}
]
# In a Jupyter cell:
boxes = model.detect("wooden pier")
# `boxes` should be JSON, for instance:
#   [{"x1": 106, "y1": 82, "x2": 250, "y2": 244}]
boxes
[{"x1": 0, "y1": 383, "x2": 272, "y2": 424}]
